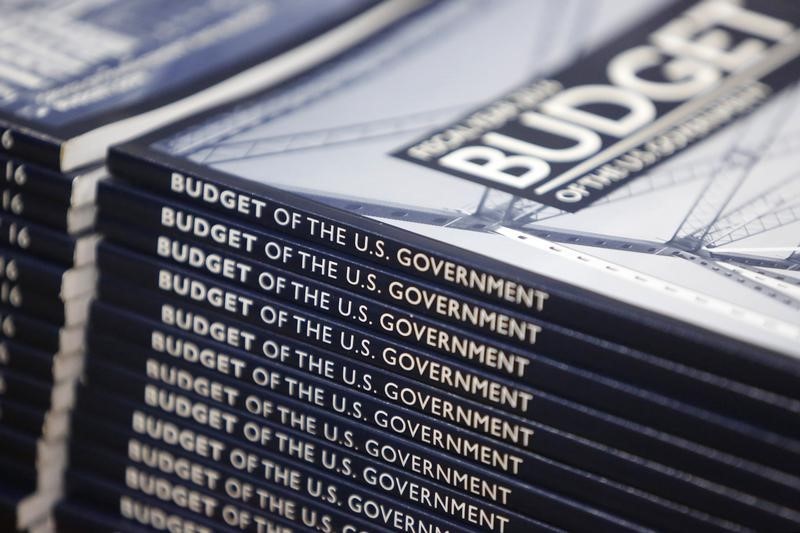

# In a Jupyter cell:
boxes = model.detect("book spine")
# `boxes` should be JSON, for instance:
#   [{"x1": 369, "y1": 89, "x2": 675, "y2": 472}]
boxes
[
  {"x1": 0, "y1": 305, "x2": 69, "y2": 355},
  {"x1": 0, "y1": 399, "x2": 48, "y2": 437},
  {"x1": 89, "y1": 299, "x2": 800, "y2": 511},
  {"x1": 97, "y1": 211, "x2": 547, "y2": 355},
  {"x1": 0, "y1": 425, "x2": 50, "y2": 466},
  {"x1": 106, "y1": 154, "x2": 800, "y2": 399},
  {"x1": 0, "y1": 457, "x2": 51, "y2": 494},
  {"x1": 82, "y1": 318, "x2": 790, "y2": 531},
  {"x1": 97, "y1": 241, "x2": 545, "y2": 417},
  {"x1": 91, "y1": 296, "x2": 800, "y2": 516},
  {"x1": 96, "y1": 254, "x2": 800, "y2": 477},
  {"x1": 0, "y1": 341, "x2": 58, "y2": 385},
  {"x1": 0, "y1": 367, "x2": 64, "y2": 411},
  {"x1": 0, "y1": 464, "x2": 43, "y2": 511},
  {"x1": 0, "y1": 281, "x2": 67, "y2": 326},
  {"x1": 63, "y1": 473, "x2": 240, "y2": 533},
  {"x1": 69, "y1": 389, "x2": 575, "y2": 530},
  {"x1": 0, "y1": 212, "x2": 82, "y2": 267},
  {"x1": 0, "y1": 248, "x2": 69, "y2": 296},
  {"x1": 55, "y1": 497, "x2": 154, "y2": 533},
  {"x1": 70, "y1": 445, "x2": 394, "y2": 533},
  {"x1": 1, "y1": 155, "x2": 74, "y2": 202},
  {"x1": 90, "y1": 307, "x2": 544, "y2": 453},
  {"x1": 0, "y1": 123, "x2": 61, "y2": 171},
  {"x1": 0, "y1": 185, "x2": 72, "y2": 232},
  {"x1": 97, "y1": 216, "x2": 800, "y2": 440},
  {"x1": 70, "y1": 412, "x2": 551, "y2": 533},
  {"x1": 97, "y1": 180, "x2": 800, "y2": 423},
  {"x1": 69, "y1": 424, "x2": 469, "y2": 533},
  {"x1": 73, "y1": 360, "x2": 702, "y2": 532}
]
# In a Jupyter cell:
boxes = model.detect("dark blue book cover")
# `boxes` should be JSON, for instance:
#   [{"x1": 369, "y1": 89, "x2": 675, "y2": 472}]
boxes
[{"x1": 0, "y1": 0, "x2": 426, "y2": 170}]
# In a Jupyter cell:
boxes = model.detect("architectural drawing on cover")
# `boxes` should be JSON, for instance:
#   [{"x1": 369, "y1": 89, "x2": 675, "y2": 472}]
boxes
[{"x1": 177, "y1": 83, "x2": 800, "y2": 311}]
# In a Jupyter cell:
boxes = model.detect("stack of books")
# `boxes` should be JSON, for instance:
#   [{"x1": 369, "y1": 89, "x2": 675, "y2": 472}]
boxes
[
  {"x1": 2, "y1": 0, "x2": 800, "y2": 531},
  {"x1": 61, "y1": 0, "x2": 800, "y2": 531},
  {"x1": 0, "y1": 0, "x2": 413, "y2": 531}
]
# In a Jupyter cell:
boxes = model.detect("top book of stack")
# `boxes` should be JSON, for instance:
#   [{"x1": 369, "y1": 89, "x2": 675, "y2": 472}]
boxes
[
  {"x1": 108, "y1": 0, "x2": 800, "y2": 392},
  {"x1": 0, "y1": 0, "x2": 427, "y2": 172}
]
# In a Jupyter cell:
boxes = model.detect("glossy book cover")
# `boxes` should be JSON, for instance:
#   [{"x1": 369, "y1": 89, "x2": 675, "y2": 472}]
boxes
[
  {"x1": 0, "y1": 0, "x2": 421, "y2": 170},
  {"x1": 119, "y1": 0, "x2": 800, "y2": 358}
]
